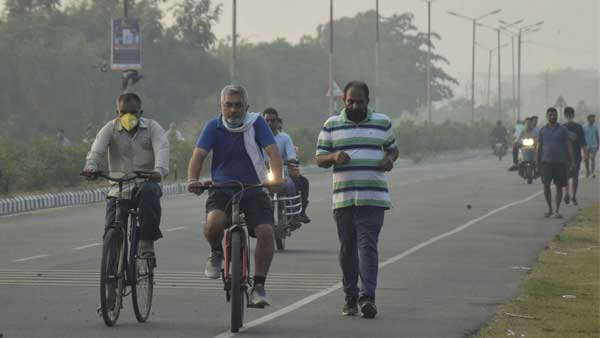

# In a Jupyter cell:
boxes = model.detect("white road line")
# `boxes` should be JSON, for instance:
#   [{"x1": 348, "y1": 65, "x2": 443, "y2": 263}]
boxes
[
  {"x1": 12, "y1": 254, "x2": 50, "y2": 262},
  {"x1": 211, "y1": 190, "x2": 544, "y2": 338},
  {"x1": 72, "y1": 243, "x2": 102, "y2": 250},
  {"x1": 165, "y1": 226, "x2": 186, "y2": 232}
]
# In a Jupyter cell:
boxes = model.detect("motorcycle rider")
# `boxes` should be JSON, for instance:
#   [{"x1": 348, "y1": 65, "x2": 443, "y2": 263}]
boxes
[
  {"x1": 490, "y1": 120, "x2": 508, "y2": 153},
  {"x1": 509, "y1": 120, "x2": 525, "y2": 171}
]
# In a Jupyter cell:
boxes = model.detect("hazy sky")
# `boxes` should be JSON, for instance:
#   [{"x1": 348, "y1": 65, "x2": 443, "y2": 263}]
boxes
[
  {"x1": 0, "y1": 0, "x2": 598, "y2": 94},
  {"x1": 211, "y1": 0, "x2": 599, "y2": 89}
]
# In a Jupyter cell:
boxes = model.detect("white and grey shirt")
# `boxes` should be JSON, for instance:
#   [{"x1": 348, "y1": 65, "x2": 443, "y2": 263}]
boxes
[{"x1": 84, "y1": 117, "x2": 169, "y2": 197}]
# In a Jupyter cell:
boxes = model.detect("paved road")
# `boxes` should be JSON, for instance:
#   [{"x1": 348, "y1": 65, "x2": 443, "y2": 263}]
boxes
[{"x1": 1, "y1": 153, "x2": 598, "y2": 338}]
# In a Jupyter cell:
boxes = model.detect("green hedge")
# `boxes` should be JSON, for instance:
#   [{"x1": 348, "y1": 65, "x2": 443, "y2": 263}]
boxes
[{"x1": 0, "y1": 120, "x2": 492, "y2": 195}]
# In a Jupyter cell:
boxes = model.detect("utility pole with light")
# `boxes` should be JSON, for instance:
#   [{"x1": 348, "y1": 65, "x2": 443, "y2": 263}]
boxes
[{"x1": 447, "y1": 9, "x2": 502, "y2": 122}]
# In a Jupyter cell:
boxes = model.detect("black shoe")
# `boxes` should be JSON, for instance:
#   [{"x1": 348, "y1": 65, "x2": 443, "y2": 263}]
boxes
[
  {"x1": 297, "y1": 214, "x2": 311, "y2": 224},
  {"x1": 508, "y1": 165, "x2": 518, "y2": 172},
  {"x1": 572, "y1": 197, "x2": 578, "y2": 206},
  {"x1": 358, "y1": 296, "x2": 377, "y2": 319},
  {"x1": 342, "y1": 300, "x2": 359, "y2": 316},
  {"x1": 289, "y1": 218, "x2": 303, "y2": 231},
  {"x1": 564, "y1": 194, "x2": 571, "y2": 205}
]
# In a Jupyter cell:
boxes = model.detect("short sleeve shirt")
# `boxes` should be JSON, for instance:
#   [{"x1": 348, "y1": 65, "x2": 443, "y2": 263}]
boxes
[
  {"x1": 584, "y1": 124, "x2": 598, "y2": 148},
  {"x1": 539, "y1": 124, "x2": 569, "y2": 163},
  {"x1": 273, "y1": 132, "x2": 297, "y2": 175},
  {"x1": 316, "y1": 109, "x2": 396, "y2": 210},
  {"x1": 196, "y1": 115, "x2": 275, "y2": 184},
  {"x1": 564, "y1": 121, "x2": 586, "y2": 162}
]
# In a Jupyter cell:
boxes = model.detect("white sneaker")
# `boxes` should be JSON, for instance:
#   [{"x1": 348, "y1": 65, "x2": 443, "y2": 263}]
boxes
[{"x1": 204, "y1": 251, "x2": 223, "y2": 279}]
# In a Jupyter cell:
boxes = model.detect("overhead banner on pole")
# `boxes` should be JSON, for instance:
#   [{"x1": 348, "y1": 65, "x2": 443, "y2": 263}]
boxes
[{"x1": 111, "y1": 18, "x2": 141, "y2": 70}]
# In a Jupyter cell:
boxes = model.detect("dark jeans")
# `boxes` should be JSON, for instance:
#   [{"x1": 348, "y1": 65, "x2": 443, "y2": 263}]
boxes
[
  {"x1": 105, "y1": 182, "x2": 163, "y2": 241},
  {"x1": 291, "y1": 175, "x2": 309, "y2": 213},
  {"x1": 512, "y1": 143, "x2": 519, "y2": 165},
  {"x1": 334, "y1": 206, "x2": 385, "y2": 301}
]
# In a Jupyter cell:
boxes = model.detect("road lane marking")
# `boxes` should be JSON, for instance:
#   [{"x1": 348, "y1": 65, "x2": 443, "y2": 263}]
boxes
[
  {"x1": 12, "y1": 254, "x2": 49, "y2": 262},
  {"x1": 211, "y1": 190, "x2": 544, "y2": 338},
  {"x1": 72, "y1": 243, "x2": 102, "y2": 250},
  {"x1": 0, "y1": 271, "x2": 340, "y2": 291},
  {"x1": 165, "y1": 226, "x2": 186, "y2": 232}
]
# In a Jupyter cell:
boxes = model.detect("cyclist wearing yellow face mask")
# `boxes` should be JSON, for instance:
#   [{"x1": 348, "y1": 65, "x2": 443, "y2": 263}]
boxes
[{"x1": 82, "y1": 93, "x2": 170, "y2": 257}]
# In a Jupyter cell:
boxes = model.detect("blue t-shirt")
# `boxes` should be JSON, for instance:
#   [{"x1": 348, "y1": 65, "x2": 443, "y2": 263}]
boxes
[
  {"x1": 539, "y1": 124, "x2": 569, "y2": 163},
  {"x1": 584, "y1": 124, "x2": 598, "y2": 148},
  {"x1": 196, "y1": 115, "x2": 276, "y2": 184},
  {"x1": 273, "y1": 132, "x2": 296, "y2": 175}
]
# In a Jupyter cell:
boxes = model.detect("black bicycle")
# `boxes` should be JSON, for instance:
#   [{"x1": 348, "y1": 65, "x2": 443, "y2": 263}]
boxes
[
  {"x1": 191, "y1": 181, "x2": 271, "y2": 333},
  {"x1": 82, "y1": 171, "x2": 156, "y2": 326}
]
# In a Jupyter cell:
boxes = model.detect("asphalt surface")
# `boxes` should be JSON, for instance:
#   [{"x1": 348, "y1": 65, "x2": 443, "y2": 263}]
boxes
[{"x1": 1, "y1": 153, "x2": 598, "y2": 338}]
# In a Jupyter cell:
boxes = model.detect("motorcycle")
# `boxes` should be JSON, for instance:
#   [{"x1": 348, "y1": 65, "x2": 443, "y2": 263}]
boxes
[
  {"x1": 267, "y1": 170, "x2": 303, "y2": 251},
  {"x1": 518, "y1": 138, "x2": 538, "y2": 184},
  {"x1": 493, "y1": 141, "x2": 507, "y2": 161}
]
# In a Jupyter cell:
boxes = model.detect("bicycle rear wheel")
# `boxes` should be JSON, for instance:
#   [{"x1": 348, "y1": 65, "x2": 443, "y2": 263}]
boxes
[
  {"x1": 230, "y1": 231, "x2": 244, "y2": 333},
  {"x1": 100, "y1": 228, "x2": 124, "y2": 327},
  {"x1": 132, "y1": 251, "x2": 154, "y2": 322}
]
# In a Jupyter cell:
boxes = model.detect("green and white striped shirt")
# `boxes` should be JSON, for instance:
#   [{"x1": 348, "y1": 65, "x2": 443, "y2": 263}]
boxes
[{"x1": 316, "y1": 109, "x2": 397, "y2": 210}]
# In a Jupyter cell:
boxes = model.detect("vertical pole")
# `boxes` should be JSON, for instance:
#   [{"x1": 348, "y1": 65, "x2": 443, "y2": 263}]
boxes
[
  {"x1": 123, "y1": 0, "x2": 128, "y2": 18},
  {"x1": 497, "y1": 29, "x2": 501, "y2": 120},
  {"x1": 511, "y1": 35, "x2": 516, "y2": 121},
  {"x1": 328, "y1": 0, "x2": 334, "y2": 115},
  {"x1": 375, "y1": 0, "x2": 380, "y2": 112},
  {"x1": 544, "y1": 70, "x2": 549, "y2": 105},
  {"x1": 471, "y1": 19, "x2": 476, "y2": 122},
  {"x1": 487, "y1": 49, "x2": 492, "y2": 108},
  {"x1": 426, "y1": 0, "x2": 432, "y2": 122},
  {"x1": 517, "y1": 29, "x2": 522, "y2": 121},
  {"x1": 231, "y1": 0, "x2": 237, "y2": 84}
]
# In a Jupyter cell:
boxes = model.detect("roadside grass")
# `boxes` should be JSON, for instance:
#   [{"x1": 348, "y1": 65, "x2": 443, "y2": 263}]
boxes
[{"x1": 473, "y1": 205, "x2": 599, "y2": 338}]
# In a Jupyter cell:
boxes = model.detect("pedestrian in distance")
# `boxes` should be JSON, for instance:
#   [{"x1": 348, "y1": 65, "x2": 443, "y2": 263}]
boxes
[
  {"x1": 537, "y1": 107, "x2": 574, "y2": 219},
  {"x1": 562, "y1": 106, "x2": 586, "y2": 206},
  {"x1": 316, "y1": 81, "x2": 398, "y2": 318}
]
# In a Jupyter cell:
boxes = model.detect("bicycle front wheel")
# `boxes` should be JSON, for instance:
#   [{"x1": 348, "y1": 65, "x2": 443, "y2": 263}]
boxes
[
  {"x1": 230, "y1": 231, "x2": 244, "y2": 333},
  {"x1": 131, "y1": 252, "x2": 154, "y2": 322},
  {"x1": 100, "y1": 228, "x2": 124, "y2": 327}
]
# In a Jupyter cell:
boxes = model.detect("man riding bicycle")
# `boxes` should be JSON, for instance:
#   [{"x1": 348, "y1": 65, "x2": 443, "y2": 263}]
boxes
[
  {"x1": 82, "y1": 92, "x2": 169, "y2": 258},
  {"x1": 187, "y1": 85, "x2": 284, "y2": 307}
]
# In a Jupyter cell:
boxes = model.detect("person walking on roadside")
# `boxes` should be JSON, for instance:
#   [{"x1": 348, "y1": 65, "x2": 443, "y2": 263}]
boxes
[
  {"x1": 537, "y1": 107, "x2": 574, "y2": 218},
  {"x1": 583, "y1": 114, "x2": 599, "y2": 178},
  {"x1": 316, "y1": 81, "x2": 398, "y2": 318},
  {"x1": 562, "y1": 107, "x2": 586, "y2": 206}
]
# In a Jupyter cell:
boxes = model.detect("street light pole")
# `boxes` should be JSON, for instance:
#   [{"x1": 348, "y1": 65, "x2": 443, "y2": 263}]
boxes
[
  {"x1": 497, "y1": 28, "x2": 501, "y2": 119},
  {"x1": 487, "y1": 49, "x2": 492, "y2": 107},
  {"x1": 329, "y1": 0, "x2": 334, "y2": 115},
  {"x1": 471, "y1": 19, "x2": 476, "y2": 122},
  {"x1": 448, "y1": 9, "x2": 502, "y2": 123},
  {"x1": 517, "y1": 29, "x2": 522, "y2": 121},
  {"x1": 231, "y1": 0, "x2": 237, "y2": 84},
  {"x1": 375, "y1": 0, "x2": 380, "y2": 112},
  {"x1": 426, "y1": 0, "x2": 432, "y2": 122}
]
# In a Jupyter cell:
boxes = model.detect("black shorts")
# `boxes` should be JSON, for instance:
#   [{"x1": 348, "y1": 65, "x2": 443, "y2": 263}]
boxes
[
  {"x1": 568, "y1": 160, "x2": 581, "y2": 179},
  {"x1": 541, "y1": 162, "x2": 568, "y2": 187},
  {"x1": 205, "y1": 189, "x2": 274, "y2": 237}
]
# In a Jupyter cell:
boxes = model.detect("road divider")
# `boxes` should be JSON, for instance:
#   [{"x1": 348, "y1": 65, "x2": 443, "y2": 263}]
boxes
[{"x1": 0, "y1": 182, "x2": 189, "y2": 217}]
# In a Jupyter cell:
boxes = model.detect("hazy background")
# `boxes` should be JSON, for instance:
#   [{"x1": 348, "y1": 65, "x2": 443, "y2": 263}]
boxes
[{"x1": 208, "y1": 0, "x2": 599, "y2": 95}]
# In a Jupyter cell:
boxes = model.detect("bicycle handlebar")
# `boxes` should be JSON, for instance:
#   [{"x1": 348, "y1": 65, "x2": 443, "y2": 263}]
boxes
[{"x1": 81, "y1": 170, "x2": 155, "y2": 183}]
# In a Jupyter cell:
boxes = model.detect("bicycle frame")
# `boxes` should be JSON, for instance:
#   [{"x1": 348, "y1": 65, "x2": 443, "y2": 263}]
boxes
[{"x1": 222, "y1": 197, "x2": 251, "y2": 299}]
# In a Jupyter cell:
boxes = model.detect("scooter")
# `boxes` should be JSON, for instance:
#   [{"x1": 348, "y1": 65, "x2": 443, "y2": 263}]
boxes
[
  {"x1": 518, "y1": 138, "x2": 538, "y2": 184},
  {"x1": 493, "y1": 141, "x2": 507, "y2": 161}
]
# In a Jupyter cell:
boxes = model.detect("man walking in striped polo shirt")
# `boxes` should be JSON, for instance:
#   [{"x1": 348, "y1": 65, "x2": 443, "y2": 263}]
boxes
[{"x1": 316, "y1": 81, "x2": 398, "y2": 318}]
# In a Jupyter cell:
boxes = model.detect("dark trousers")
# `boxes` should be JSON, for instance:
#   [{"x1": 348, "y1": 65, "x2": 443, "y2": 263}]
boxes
[
  {"x1": 512, "y1": 143, "x2": 519, "y2": 165},
  {"x1": 105, "y1": 182, "x2": 163, "y2": 241},
  {"x1": 333, "y1": 206, "x2": 385, "y2": 301},
  {"x1": 291, "y1": 175, "x2": 309, "y2": 213}
]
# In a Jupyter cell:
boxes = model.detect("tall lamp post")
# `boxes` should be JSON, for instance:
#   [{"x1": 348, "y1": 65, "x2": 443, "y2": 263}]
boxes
[
  {"x1": 375, "y1": 0, "x2": 380, "y2": 112},
  {"x1": 231, "y1": 0, "x2": 237, "y2": 84},
  {"x1": 448, "y1": 8, "x2": 502, "y2": 122},
  {"x1": 498, "y1": 19, "x2": 524, "y2": 119},
  {"x1": 423, "y1": 0, "x2": 435, "y2": 122},
  {"x1": 329, "y1": 0, "x2": 335, "y2": 115}
]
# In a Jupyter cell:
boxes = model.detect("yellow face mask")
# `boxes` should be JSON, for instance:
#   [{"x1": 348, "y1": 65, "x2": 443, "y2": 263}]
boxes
[{"x1": 119, "y1": 113, "x2": 139, "y2": 131}]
